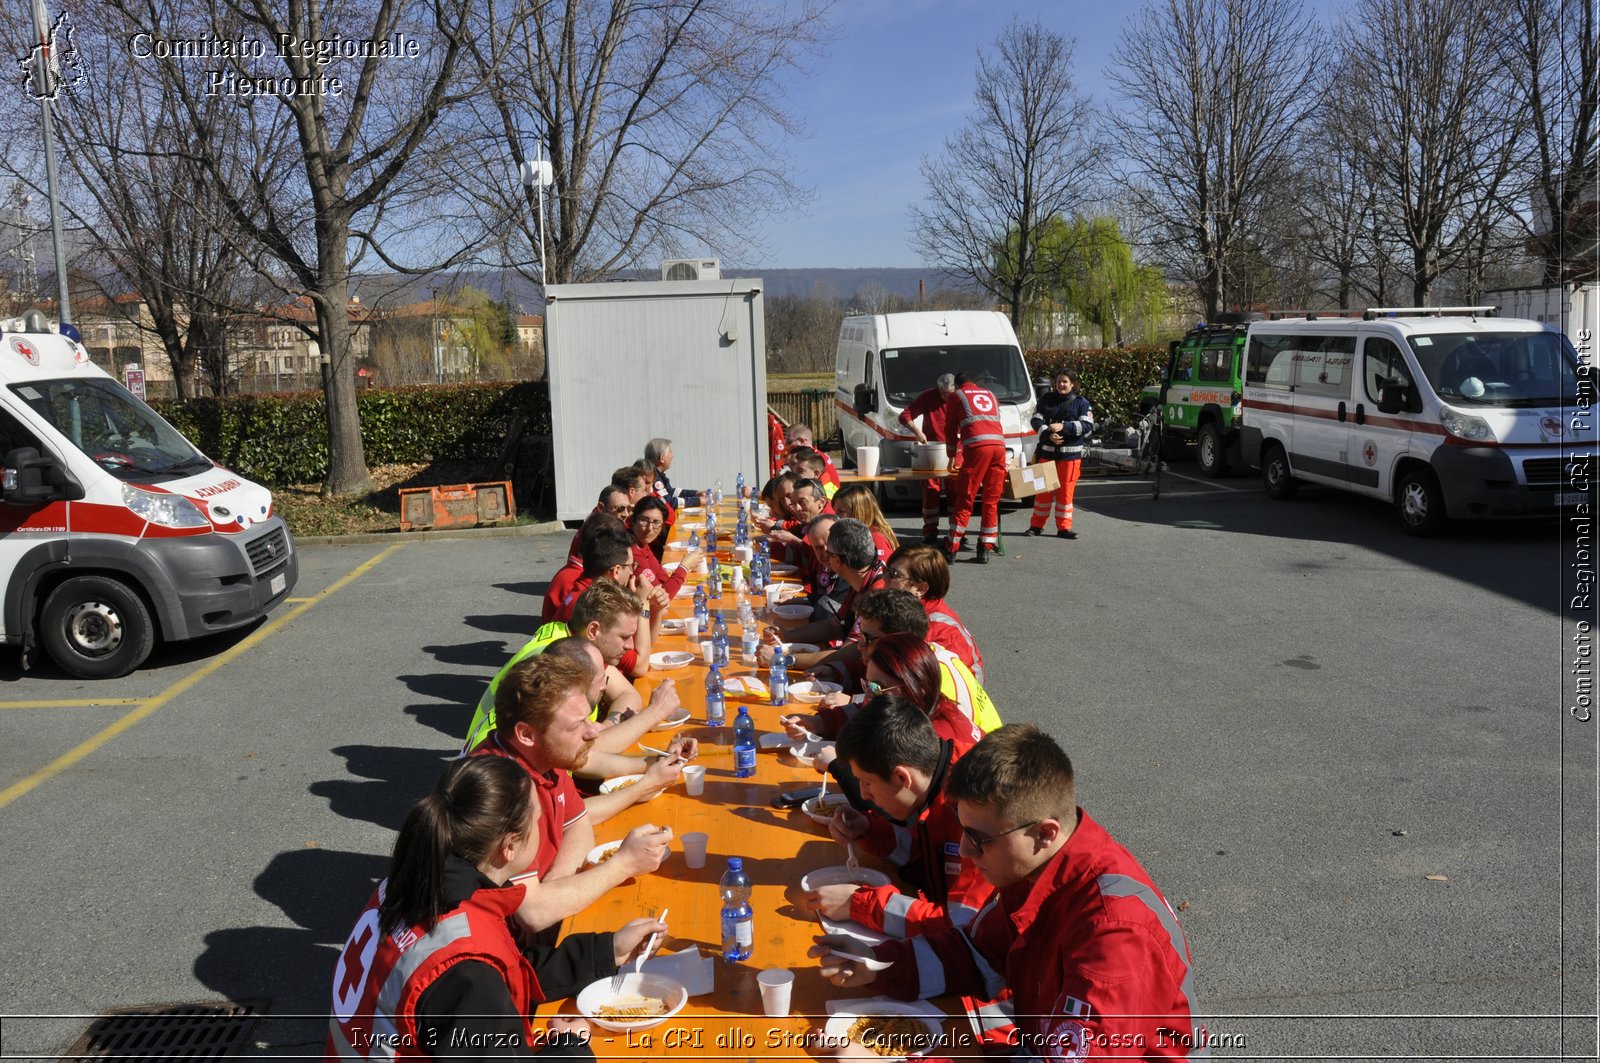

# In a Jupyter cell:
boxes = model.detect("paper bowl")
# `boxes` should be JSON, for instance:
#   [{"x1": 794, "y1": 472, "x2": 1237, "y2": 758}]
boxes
[
  {"x1": 781, "y1": 642, "x2": 821, "y2": 655},
  {"x1": 798, "y1": 793, "x2": 853, "y2": 825},
  {"x1": 769, "y1": 603, "x2": 813, "y2": 621},
  {"x1": 822, "y1": 1003, "x2": 942, "y2": 1058},
  {"x1": 585, "y1": 840, "x2": 624, "y2": 868},
  {"x1": 799, "y1": 863, "x2": 892, "y2": 891},
  {"x1": 652, "y1": 710, "x2": 692, "y2": 731},
  {"x1": 789, "y1": 679, "x2": 843, "y2": 703},
  {"x1": 600, "y1": 774, "x2": 663, "y2": 800},
  {"x1": 649, "y1": 650, "x2": 697, "y2": 669},
  {"x1": 577, "y1": 972, "x2": 689, "y2": 1032}
]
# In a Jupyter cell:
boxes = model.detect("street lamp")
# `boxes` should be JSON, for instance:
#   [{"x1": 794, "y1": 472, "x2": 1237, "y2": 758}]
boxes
[{"x1": 519, "y1": 136, "x2": 554, "y2": 283}]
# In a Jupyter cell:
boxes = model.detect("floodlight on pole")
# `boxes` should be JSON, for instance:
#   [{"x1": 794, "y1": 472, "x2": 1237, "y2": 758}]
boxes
[
  {"x1": 28, "y1": 0, "x2": 71, "y2": 325},
  {"x1": 519, "y1": 148, "x2": 554, "y2": 284}
]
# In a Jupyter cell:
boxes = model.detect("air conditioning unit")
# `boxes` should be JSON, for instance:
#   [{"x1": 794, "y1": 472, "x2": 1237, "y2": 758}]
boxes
[{"x1": 661, "y1": 258, "x2": 720, "y2": 281}]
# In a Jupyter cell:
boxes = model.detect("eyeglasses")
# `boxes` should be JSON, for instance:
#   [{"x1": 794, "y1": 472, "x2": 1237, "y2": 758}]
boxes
[
  {"x1": 884, "y1": 568, "x2": 910, "y2": 581},
  {"x1": 961, "y1": 821, "x2": 1038, "y2": 855},
  {"x1": 864, "y1": 678, "x2": 899, "y2": 695},
  {"x1": 634, "y1": 516, "x2": 664, "y2": 528},
  {"x1": 859, "y1": 629, "x2": 883, "y2": 646},
  {"x1": 609, "y1": 504, "x2": 634, "y2": 515}
]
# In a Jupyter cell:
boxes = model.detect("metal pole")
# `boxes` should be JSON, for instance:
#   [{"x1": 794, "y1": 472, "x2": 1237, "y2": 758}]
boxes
[
  {"x1": 537, "y1": 140, "x2": 548, "y2": 283},
  {"x1": 30, "y1": 0, "x2": 70, "y2": 324}
]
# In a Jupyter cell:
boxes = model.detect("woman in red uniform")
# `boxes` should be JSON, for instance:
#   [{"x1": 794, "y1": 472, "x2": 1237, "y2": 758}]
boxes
[{"x1": 327, "y1": 757, "x2": 664, "y2": 1062}]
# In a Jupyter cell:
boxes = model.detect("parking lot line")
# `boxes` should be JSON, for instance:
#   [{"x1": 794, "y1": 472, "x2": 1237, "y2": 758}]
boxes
[
  {"x1": 0, "y1": 543, "x2": 406, "y2": 811},
  {"x1": 0, "y1": 697, "x2": 147, "y2": 710}
]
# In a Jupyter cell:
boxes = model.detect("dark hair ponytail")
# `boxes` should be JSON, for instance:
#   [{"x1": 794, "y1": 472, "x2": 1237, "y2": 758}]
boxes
[{"x1": 379, "y1": 758, "x2": 532, "y2": 935}]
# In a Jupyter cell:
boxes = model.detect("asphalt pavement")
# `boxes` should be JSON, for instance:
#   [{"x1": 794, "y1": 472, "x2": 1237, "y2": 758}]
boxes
[{"x1": 0, "y1": 465, "x2": 1592, "y2": 1060}]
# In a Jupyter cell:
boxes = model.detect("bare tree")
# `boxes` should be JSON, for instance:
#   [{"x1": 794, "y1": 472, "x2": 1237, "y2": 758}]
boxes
[
  {"x1": 1511, "y1": 0, "x2": 1598, "y2": 283},
  {"x1": 454, "y1": 0, "x2": 829, "y2": 291},
  {"x1": 1108, "y1": 0, "x2": 1317, "y2": 319},
  {"x1": 1333, "y1": 0, "x2": 1528, "y2": 305},
  {"x1": 909, "y1": 19, "x2": 1099, "y2": 333}
]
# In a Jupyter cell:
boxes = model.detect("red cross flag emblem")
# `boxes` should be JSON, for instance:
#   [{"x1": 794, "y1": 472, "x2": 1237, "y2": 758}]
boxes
[
  {"x1": 10, "y1": 338, "x2": 39, "y2": 365},
  {"x1": 972, "y1": 391, "x2": 995, "y2": 414}
]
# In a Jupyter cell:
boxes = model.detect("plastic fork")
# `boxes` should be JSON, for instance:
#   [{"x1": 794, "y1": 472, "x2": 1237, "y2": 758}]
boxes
[{"x1": 845, "y1": 842, "x2": 862, "y2": 879}]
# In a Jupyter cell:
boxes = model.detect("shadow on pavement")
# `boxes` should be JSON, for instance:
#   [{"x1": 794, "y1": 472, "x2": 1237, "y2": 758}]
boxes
[{"x1": 311, "y1": 744, "x2": 454, "y2": 832}]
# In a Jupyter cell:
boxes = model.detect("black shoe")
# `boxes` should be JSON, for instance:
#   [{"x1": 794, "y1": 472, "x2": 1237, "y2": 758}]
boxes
[
  {"x1": 975, "y1": 544, "x2": 990, "y2": 564},
  {"x1": 943, "y1": 540, "x2": 960, "y2": 563},
  {"x1": 1024, "y1": 526, "x2": 1043, "y2": 537},
  {"x1": 922, "y1": 534, "x2": 941, "y2": 546},
  {"x1": 1058, "y1": 529, "x2": 1078, "y2": 539}
]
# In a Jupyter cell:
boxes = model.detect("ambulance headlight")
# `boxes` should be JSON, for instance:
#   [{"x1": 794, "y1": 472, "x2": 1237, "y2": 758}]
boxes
[
  {"x1": 122, "y1": 484, "x2": 210, "y2": 528},
  {"x1": 1440, "y1": 407, "x2": 1495, "y2": 442}
]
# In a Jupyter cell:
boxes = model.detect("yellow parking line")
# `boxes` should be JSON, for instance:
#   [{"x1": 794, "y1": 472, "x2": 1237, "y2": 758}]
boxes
[
  {"x1": 0, "y1": 698, "x2": 146, "y2": 710},
  {"x1": 285, "y1": 596, "x2": 316, "y2": 603},
  {"x1": 0, "y1": 543, "x2": 406, "y2": 811}
]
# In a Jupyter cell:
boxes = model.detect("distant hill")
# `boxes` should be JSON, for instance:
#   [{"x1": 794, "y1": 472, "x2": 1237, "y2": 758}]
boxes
[{"x1": 346, "y1": 266, "x2": 982, "y2": 314}]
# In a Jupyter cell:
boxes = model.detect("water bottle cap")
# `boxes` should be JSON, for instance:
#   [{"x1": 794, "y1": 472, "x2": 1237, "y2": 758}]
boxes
[{"x1": 727, "y1": 856, "x2": 743, "y2": 871}]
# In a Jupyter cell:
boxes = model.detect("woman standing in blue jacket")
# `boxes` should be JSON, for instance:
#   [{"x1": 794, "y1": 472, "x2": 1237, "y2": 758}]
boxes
[{"x1": 1026, "y1": 370, "x2": 1094, "y2": 539}]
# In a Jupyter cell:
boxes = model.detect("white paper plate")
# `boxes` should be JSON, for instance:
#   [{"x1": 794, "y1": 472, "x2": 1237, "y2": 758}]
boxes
[
  {"x1": 790, "y1": 679, "x2": 843, "y2": 703},
  {"x1": 788, "y1": 738, "x2": 833, "y2": 761},
  {"x1": 822, "y1": 1003, "x2": 942, "y2": 1058},
  {"x1": 585, "y1": 840, "x2": 624, "y2": 867},
  {"x1": 798, "y1": 793, "x2": 854, "y2": 825},
  {"x1": 659, "y1": 618, "x2": 687, "y2": 633},
  {"x1": 678, "y1": 522, "x2": 707, "y2": 531},
  {"x1": 576, "y1": 972, "x2": 689, "y2": 1032},
  {"x1": 781, "y1": 642, "x2": 821, "y2": 655},
  {"x1": 652, "y1": 710, "x2": 692, "y2": 731},
  {"x1": 822, "y1": 939, "x2": 895, "y2": 972},
  {"x1": 599, "y1": 774, "x2": 654, "y2": 798},
  {"x1": 799, "y1": 863, "x2": 892, "y2": 891},
  {"x1": 649, "y1": 650, "x2": 697, "y2": 669},
  {"x1": 768, "y1": 562, "x2": 799, "y2": 575},
  {"x1": 679, "y1": 507, "x2": 705, "y2": 516},
  {"x1": 770, "y1": 603, "x2": 813, "y2": 621}
]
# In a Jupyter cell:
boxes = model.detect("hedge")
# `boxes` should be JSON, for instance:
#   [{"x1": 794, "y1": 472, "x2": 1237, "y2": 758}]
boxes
[
  {"x1": 152, "y1": 381, "x2": 552, "y2": 486},
  {"x1": 1024, "y1": 345, "x2": 1165, "y2": 433}
]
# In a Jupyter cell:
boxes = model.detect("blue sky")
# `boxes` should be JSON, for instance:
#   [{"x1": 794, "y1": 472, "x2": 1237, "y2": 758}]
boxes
[{"x1": 753, "y1": 0, "x2": 1340, "y2": 269}]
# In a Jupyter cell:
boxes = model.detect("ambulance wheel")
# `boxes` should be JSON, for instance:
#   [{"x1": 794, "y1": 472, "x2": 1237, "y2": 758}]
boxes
[
  {"x1": 1396, "y1": 468, "x2": 1447, "y2": 536},
  {"x1": 1261, "y1": 443, "x2": 1299, "y2": 499},
  {"x1": 40, "y1": 575, "x2": 156, "y2": 679},
  {"x1": 1196, "y1": 423, "x2": 1229, "y2": 477}
]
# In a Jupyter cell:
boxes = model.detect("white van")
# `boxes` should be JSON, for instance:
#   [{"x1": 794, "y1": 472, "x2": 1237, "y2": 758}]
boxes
[
  {"x1": 1237, "y1": 308, "x2": 1597, "y2": 534},
  {"x1": 0, "y1": 311, "x2": 298, "y2": 677},
  {"x1": 834, "y1": 312, "x2": 1037, "y2": 499}
]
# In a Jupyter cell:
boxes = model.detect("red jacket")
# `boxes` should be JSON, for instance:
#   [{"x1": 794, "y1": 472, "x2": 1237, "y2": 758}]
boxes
[
  {"x1": 875, "y1": 810, "x2": 1207, "y2": 1061},
  {"x1": 820, "y1": 694, "x2": 978, "y2": 755},
  {"x1": 819, "y1": 451, "x2": 842, "y2": 489},
  {"x1": 870, "y1": 528, "x2": 894, "y2": 562},
  {"x1": 945, "y1": 382, "x2": 1005, "y2": 452},
  {"x1": 850, "y1": 744, "x2": 993, "y2": 938},
  {"x1": 923, "y1": 597, "x2": 985, "y2": 684},
  {"x1": 633, "y1": 542, "x2": 686, "y2": 599},
  {"x1": 900, "y1": 386, "x2": 951, "y2": 442},
  {"x1": 326, "y1": 879, "x2": 538, "y2": 1062},
  {"x1": 541, "y1": 564, "x2": 586, "y2": 624}
]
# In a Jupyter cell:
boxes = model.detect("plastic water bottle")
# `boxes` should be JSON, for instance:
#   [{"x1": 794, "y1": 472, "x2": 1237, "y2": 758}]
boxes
[
  {"x1": 693, "y1": 585, "x2": 709, "y2": 629},
  {"x1": 705, "y1": 665, "x2": 726, "y2": 727},
  {"x1": 719, "y1": 858, "x2": 753, "y2": 962},
  {"x1": 733, "y1": 706, "x2": 757, "y2": 777},
  {"x1": 709, "y1": 560, "x2": 723, "y2": 599},
  {"x1": 741, "y1": 619, "x2": 759, "y2": 665},
  {"x1": 715, "y1": 479, "x2": 724, "y2": 505},
  {"x1": 735, "y1": 471, "x2": 746, "y2": 499},
  {"x1": 713, "y1": 627, "x2": 730, "y2": 669},
  {"x1": 769, "y1": 651, "x2": 790, "y2": 706},
  {"x1": 688, "y1": 529, "x2": 700, "y2": 552}
]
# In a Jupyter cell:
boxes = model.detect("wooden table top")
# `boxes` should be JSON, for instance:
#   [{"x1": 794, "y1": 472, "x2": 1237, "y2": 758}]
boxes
[{"x1": 540, "y1": 504, "x2": 971, "y2": 1057}]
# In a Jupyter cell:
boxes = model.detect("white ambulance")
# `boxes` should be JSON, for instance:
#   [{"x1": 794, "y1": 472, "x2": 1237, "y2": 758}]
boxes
[
  {"x1": 1238, "y1": 307, "x2": 1597, "y2": 535},
  {"x1": 0, "y1": 311, "x2": 298, "y2": 677},
  {"x1": 834, "y1": 312, "x2": 1037, "y2": 501}
]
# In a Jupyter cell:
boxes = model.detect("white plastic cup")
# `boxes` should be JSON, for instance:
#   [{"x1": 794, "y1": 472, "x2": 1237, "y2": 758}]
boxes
[
  {"x1": 856, "y1": 446, "x2": 880, "y2": 477},
  {"x1": 685, "y1": 616, "x2": 701, "y2": 641},
  {"x1": 765, "y1": 582, "x2": 785, "y2": 605},
  {"x1": 757, "y1": 968, "x2": 795, "y2": 1017},
  {"x1": 681, "y1": 830, "x2": 709, "y2": 868},
  {"x1": 682, "y1": 765, "x2": 707, "y2": 797},
  {"x1": 700, "y1": 640, "x2": 715, "y2": 664}
]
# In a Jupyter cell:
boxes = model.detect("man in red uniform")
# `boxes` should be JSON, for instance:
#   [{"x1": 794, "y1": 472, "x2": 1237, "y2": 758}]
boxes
[
  {"x1": 565, "y1": 485, "x2": 634, "y2": 565},
  {"x1": 803, "y1": 696, "x2": 992, "y2": 938},
  {"x1": 787, "y1": 422, "x2": 841, "y2": 490},
  {"x1": 815, "y1": 725, "x2": 1207, "y2": 1062},
  {"x1": 899, "y1": 372, "x2": 957, "y2": 543},
  {"x1": 469, "y1": 654, "x2": 673, "y2": 936},
  {"x1": 943, "y1": 371, "x2": 1007, "y2": 564}
]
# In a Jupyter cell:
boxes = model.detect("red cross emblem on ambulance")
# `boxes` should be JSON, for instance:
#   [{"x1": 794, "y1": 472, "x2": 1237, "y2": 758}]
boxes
[
  {"x1": 1362, "y1": 440, "x2": 1377, "y2": 466},
  {"x1": 10, "y1": 337, "x2": 39, "y2": 365}
]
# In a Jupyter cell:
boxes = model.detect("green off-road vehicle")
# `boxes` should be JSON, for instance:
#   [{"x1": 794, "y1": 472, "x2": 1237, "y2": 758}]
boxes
[{"x1": 1138, "y1": 315, "x2": 1259, "y2": 477}]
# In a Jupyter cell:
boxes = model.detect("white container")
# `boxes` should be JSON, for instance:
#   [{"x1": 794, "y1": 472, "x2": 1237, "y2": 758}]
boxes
[
  {"x1": 856, "y1": 445, "x2": 880, "y2": 477},
  {"x1": 758, "y1": 969, "x2": 795, "y2": 1017},
  {"x1": 912, "y1": 442, "x2": 950, "y2": 471},
  {"x1": 681, "y1": 829, "x2": 709, "y2": 865}
]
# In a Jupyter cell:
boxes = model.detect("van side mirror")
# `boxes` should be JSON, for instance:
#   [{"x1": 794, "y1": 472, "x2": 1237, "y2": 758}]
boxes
[
  {"x1": 853, "y1": 383, "x2": 876, "y2": 416},
  {"x1": 1377, "y1": 382, "x2": 1409, "y2": 415},
  {"x1": 3, "y1": 447, "x2": 79, "y2": 503}
]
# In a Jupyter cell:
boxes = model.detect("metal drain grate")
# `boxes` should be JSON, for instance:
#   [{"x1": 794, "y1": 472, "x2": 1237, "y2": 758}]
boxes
[{"x1": 60, "y1": 1001, "x2": 266, "y2": 1062}]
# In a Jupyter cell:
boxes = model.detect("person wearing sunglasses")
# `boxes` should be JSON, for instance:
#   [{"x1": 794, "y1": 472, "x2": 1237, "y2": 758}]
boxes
[
  {"x1": 813, "y1": 726, "x2": 1205, "y2": 1062},
  {"x1": 563, "y1": 485, "x2": 633, "y2": 567},
  {"x1": 760, "y1": 518, "x2": 888, "y2": 684},
  {"x1": 800, "y1": 696, "x2": 993, "y2": 943}
]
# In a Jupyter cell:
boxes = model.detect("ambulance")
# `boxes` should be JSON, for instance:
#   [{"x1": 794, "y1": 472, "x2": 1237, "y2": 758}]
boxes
[
  {"x1": 1237, "y1": 307, "x2": 1597, "y2": 535},
  {"x1": 0, "y1": 311, "x2": 298, "y2": 677},
  {"x1": 834, "y1": 311, "x2": 1037, "y2": 501}
]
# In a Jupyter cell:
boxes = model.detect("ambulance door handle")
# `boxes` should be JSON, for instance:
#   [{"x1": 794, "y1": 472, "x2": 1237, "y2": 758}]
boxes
[
  {"x1": 1337, "y1": 401, "x2": 1347, "y2": 423},
  {"x1": 1354, "y1": 403, "x2": 1366, "y2": 425}
]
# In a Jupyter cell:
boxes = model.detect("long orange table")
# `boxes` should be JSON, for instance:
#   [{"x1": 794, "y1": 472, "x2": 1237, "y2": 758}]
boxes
[{"x1": 539, "y1": 501, "x2": 973, "y2": 1058}]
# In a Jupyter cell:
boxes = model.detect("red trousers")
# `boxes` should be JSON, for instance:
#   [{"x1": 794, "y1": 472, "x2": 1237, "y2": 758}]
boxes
[
  {"x1": 947, "y1": 445, "x2": 1006, "y2": 547},
  {"x1": 921, "y1": 477, "x2": 945, "y2": 536},
  {"x1": 1030, "y1": 459, "x2": 1082, "y2": 530}
]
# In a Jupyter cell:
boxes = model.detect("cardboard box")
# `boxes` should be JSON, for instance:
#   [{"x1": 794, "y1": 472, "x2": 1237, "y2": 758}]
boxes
[{"x1": 1003, "y1": 462, "x2": 1061, "y2": 500}]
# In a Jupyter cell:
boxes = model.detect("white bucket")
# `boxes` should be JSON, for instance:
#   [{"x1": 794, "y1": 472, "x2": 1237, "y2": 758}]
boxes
[
  {"x1": 913, "y1": 443, "x2": 950, "y2": 471},
  {"x1": 856, "y1": 446, "x2": 880, "y2": 477}
]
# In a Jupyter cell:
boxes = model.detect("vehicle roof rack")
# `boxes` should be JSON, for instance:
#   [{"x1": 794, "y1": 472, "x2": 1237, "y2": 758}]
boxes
[{"x1": 1361, "y1": 306, "x2": 1498, "y2": 320}]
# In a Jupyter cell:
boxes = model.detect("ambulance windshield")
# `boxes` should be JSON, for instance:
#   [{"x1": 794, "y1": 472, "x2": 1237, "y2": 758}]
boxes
[
  {"x1": 880, "y1": 345, "x2": 1032, "y2": 406},
  {"x1": 9, "y1": 378, "x2": 210, "y2": 482},
  {"x1": 1408, "y1": 330, "x2": 1584, "y2": 407}
]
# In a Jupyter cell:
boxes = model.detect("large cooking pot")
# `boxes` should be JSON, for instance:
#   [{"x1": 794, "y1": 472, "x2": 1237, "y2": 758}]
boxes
[{"x1": 912, "y1": 442, "x2": 950, "y2": 471}]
